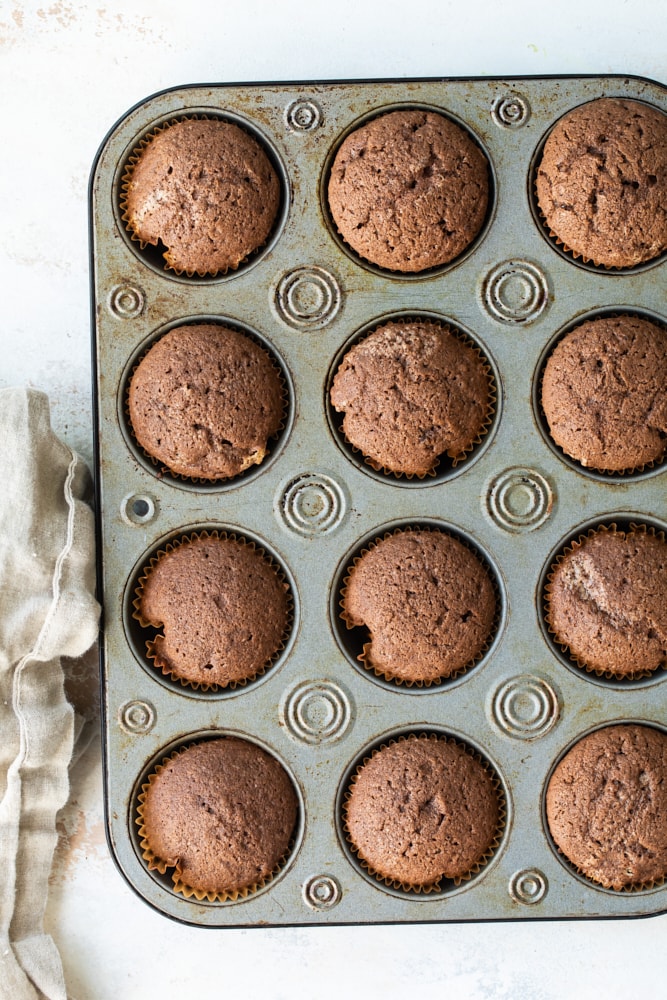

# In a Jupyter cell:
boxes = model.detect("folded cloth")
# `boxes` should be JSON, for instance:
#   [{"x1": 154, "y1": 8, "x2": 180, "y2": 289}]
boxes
[{"x1": 0, "y1": 388, "x2": 100, "y2": 1000}]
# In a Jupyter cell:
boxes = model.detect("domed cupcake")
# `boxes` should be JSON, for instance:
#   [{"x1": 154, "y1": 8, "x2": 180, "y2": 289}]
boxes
[
  {"x1": 328, "y1": 108, "x2": 489, "y2": 272},
  {"x1": 134, "y1": 531, "x2": 291, "y2": 690},
  {"x1": 330, "y1": 319, "x2": 493, "y2": 477},
  {"x1": 341, "y1": 528, "x2": 497, "y2": 685},
  {"x1": 344, "y1": 734, "x2": 502, "y2": 890},
  {"x1": 138, "y1": 737, "x2": 298, "y2": 900},
  {"x1": 541, "y1": 314, "x2": 667, "y2": 473},
  {"x1": 545, "y1": 524, "x2": 667, "y2": 679},
  {"x1": 127, "y1": 324, "x2": 285, "y2": 481},
  {"x1": 546, "y1": 724, "x2": 667, "y2": 890},
  {"x1": 535, "y1": 97, "x2": 667, "y2": 268},
  {"x1": 122, "y1": 117, "x2": 281, "y2": 275}
]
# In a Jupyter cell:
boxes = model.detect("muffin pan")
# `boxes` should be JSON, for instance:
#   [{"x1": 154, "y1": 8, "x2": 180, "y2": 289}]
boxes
[{"x1": 91, "y1": 75, "x2": 667, "y2": 926}]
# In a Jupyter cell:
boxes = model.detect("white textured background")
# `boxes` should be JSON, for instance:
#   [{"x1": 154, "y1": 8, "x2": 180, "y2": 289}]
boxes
[{"x1": 2, "y1": 2, "x2": 666, "y2": 998}]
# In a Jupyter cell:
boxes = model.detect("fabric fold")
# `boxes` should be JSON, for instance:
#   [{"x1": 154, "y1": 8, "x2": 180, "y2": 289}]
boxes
[{"x1": 0, "y1": 388, "x2": 99, "y2": 1000}]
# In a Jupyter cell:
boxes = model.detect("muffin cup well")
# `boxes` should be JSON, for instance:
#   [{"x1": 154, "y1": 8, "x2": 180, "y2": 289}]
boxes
[
  {"x1": 339, "y1": 525, "x2": 500, "y2": 688},
  {"x1": 544, "y1": 522, "x2": 667, "y2": 682},
  {"x1": 132, "y1": 529, "x2": 293, "y2": 693},
  {"x1": 135, "y1": 739, "x2": 298, "y2": 902},
  {"x1": 342, "y1": 732, "x2": 506, "y2": 893},
  {"x1": 330, "y1": 318, "x2": 497, "y2": 481},
  {"x1": 120, "y1": 114, "x2": 285, "y2": 278},
  {"x1": 123, "y1": 321, "x2": 289, "y2": 485},
  {"x1": 544, "y1": 722, "x2": 667, "y2": 893},
  {"x1": 530, "y1": 107, "x2": 667, "y2": 274},
  {"x1": 536, "y1": 311, "x2": 667, "y2": 479}
]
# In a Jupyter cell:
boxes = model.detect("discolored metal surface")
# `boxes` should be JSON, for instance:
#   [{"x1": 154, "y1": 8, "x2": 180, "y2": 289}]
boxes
[{"x1": 91, "y1": 75, "x2": 667, "y2": 926}]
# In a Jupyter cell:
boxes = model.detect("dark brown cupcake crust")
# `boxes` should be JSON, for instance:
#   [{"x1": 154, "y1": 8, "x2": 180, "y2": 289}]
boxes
[
  {"x1": 123, "y1": 118, "x2": 281, "y2": 275},
  {"x1": 535, "y1": 98, "x2": 667, "y2": 268},
  {"x1": 342, "y1": 529, "x2": 497, "y2": 684},
  {"x1": 541, "y1": 314, "x2": 667, "y2": 473},
  {"x1": 344, "y1": 736, "x2": 501, "y2": 887},
  {"x1": 128, "y1": 324, "x2": 284, "y2": 481},
  {"x1": 139, "y1": 738, "x2": 298, "y2": 897},
  {"x1": 328, "y1": 109, "x2": 489, "y2": 272},
  {"x1": 546, "y1": 724, "x2": 667, "y2": 889},
  {"x1": 330, "y1": 320, "x2": 492, "y2": 476},
  {"x1": 135, "y1": 532, "x2": 290, "y2": 689},
  {"x1": 545, "y1": 526, "x2": 667, "y2": 678}
]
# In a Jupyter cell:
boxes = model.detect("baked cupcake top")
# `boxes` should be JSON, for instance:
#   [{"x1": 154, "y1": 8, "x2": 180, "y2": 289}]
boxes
[
  {"x1": 328, "y1": 109, "x2": 489, "y2": 272},
  {"x1": 546, "y1": 724, "x2": 667, "y2": 889},
  {"x1": 535, "y1": 98, "x2": 667, "y2": 268},
  {"x1": 139, "y1": 738, "x2": 298, "y2": 898},
  {"x1": 128, "y1": 324, "x2": 284, "y2": 481},
  {"x1": 541, "y1": 314, "x2": 667, "y2": 473},
  {"x1": 122, "y1": 118, "x2": 280, "y2": 275},
  {"x1": 135, "y1": 532, "x2": 290, "y2": 689},
  {"x1": 545, "y1": 526, "x2": 667, "y2": 679},
  {"x1": 344, "y1": 736, "x2": 501, "y2": 887},
  {"x1": 342, "y1": 529, "x2": 496, "y2": 684},
  {"x1": 330, "y1": 320, "x2": 491, "y2": 476}
]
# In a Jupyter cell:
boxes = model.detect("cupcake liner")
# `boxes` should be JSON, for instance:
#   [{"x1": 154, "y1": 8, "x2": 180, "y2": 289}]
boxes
[
  {"x1": 551, "y1": 840, "x2": 667, "y2": 894},
  {"x1": 342, "y1": 733, "x2": 506, "y2": 893},
  {"x1": 135, "y1": 742, "x2": 296, "y2": 902},
  {"x1": 124, "y1": 324, "x2": 288, "y2": 484},
  {"x1": 531, "y1": 172, "x2": 663, "y2": 271},
  {"x1": 333, "y1": 320, "x2": 496, "y2": 479},
  {"x1": 132, "y1": 529, "x2": 293, "y2": 692},
  {"x1": 120, "y1": 114, "x2": 278, "y2": 278},
  {"x1": 544, "y1": 522, "x2": 667, "y2": 681},
  {"x1": 339, "y1": 525, "x2": 500, "y2": 687}
]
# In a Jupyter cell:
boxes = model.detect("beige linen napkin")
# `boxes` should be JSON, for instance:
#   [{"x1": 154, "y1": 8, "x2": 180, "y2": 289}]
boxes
[{"x1": 0, "y1": 388, "x2": 100, "y2": 1000}]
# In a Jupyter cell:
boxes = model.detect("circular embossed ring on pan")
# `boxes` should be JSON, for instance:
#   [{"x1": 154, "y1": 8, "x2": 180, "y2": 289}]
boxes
[
  {"x1": 486, "y1": 467, "x2": 553, "y2": 533},
  {"x1": 282, "y1": 680, "x2": 352, "y2": 745},
  {"x1": 482, "y1": 260, "x2": 549, "y2": 324},
  {"x1": 302, "y1": 874, "x2": 341, "y2": 909},
  {"x1": 285, "y1": 99, "x2": 323, "y2": 132},
  {"x1": 278, "y1": 473, "x2": 347, "y2": 536},
  {"x1": 509, "y1": 868, "x2": 548, "y2": 905},
  {"x1": 492, "y1": 675, "x2": 559, "y2": 740},
  {"x1": 492, "y1": 94, "x2": 531, "y2": 129},
  {"x1": 108, "y1": 283, "x2": 145, "y2": 320},
  {"x1": 275, "y1": 266, "x2": 341, "y2": 329}
]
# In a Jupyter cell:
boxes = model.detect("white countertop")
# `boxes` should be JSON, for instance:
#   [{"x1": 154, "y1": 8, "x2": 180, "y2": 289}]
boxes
[{"x1": 3, "y1": 2, "x2": 666, "y2": 997}]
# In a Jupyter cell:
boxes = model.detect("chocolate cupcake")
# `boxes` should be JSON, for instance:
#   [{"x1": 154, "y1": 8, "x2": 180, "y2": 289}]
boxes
[
  {"x1": 545, "y1": 525, "x2": 667, "y2": 680},
  {"x1": 137, "y1": 737, "x2": 298, "y2": 901},
  {"x1": 328, "y1": 109, "x2": 489, "y2": 272},
  {"x1": 127, "y1": 324, "x2": 285, "y2": 481},
  {"x1": 344, "y1": 734, "x2": 503, "y2": 890},
  {"x1": 341, "y1": 528, "x2": 497, "y2": 685},
  {"x1": 133, "y1": 531, "x2": 291, "y2": 691},
  {"x1": 330, "y1": 320, "x2": 493, "y2": 477},
  {"x1": 541, "y1": 314, "x2": 667, "y2": 473},
  {"x1": 122, "y1": 118, "x2": 281, "y2": 275},
  {"x1": 546, "y1": 724, "x2": 667, "y2": 890},
  {"x1": 535, "y1": 98, "x2": 667, "y2": 268}
]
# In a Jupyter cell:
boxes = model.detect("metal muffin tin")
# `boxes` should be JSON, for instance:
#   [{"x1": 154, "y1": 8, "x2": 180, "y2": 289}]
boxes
[{"x1": 91, "y1": 75, "x2": 667, "y2": 926}]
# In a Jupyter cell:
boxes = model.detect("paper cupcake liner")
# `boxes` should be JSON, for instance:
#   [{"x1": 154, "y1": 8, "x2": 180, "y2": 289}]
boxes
[
  {"x1": 544, "y1": 522, "x2": 667, "y2": 681},
  {"x1": 333, "y1": 320, "x2": 496, "y2": 479},
  {"x1": 531, "y1": 174, "x2": 663, "y2": 271},
  {"x1": 120, "y1": 114, "x2": 278, "y2": 278},
  {"x1": 552, "y1": 841, "x2": 667, "y2": 894},
  {"x1": 342, "y1": 733, "x2": 506, "y2": 893},
  {"x1": 538, "y1": 313, "x2": 667, "y2": 476},
  {"x1": 132, "y1": 529, "x2": 293, "y2": 692},
  {"x1": 339, "y1": 525, "x2": 499, "y2": 687},
  {"x1": 124, "y1": 325, "x2": 288, "y2": 484},
  {"x1": 135, "y1": 742, "x2": 295, "y2": 902}
]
